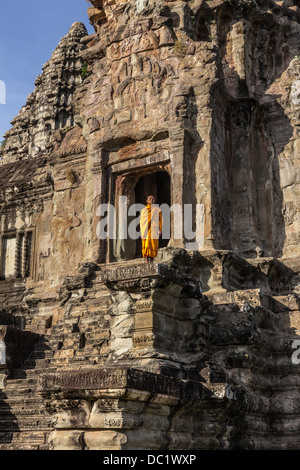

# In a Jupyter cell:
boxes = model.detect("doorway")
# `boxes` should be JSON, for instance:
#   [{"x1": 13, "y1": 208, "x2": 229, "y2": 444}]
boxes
[{"x1": 134, "y1": 171, "x2": 171, "y2": 259}]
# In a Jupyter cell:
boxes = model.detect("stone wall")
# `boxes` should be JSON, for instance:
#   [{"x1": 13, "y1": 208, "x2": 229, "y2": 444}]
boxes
[
  {"x1": 3, "y1": 1, "x2": 300, "y2": 264},
  {"x1": 1, "y1": 0, "x2": 300, "y2": 450}
]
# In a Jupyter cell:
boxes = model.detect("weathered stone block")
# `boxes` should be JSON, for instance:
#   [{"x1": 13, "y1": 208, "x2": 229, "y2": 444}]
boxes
[
  {"x1": 48, "y1": 399, "x2": 91, "y2": 429},
  {"x1": 48, "y1": 430, "x2": 84, "y2": 450},
  {"x1": 84, "y1": 431, "x2": 127, "y2": 450}
]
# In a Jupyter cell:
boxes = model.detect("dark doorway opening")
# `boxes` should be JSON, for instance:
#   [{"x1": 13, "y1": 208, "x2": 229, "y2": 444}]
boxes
[{"x1": 134, "y1": 171, "x2": 171, "y2": 259}]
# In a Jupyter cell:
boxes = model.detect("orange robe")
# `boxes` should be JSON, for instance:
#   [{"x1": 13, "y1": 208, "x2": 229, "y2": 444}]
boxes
[{"x1": 140, "y1": 204, "x2": 163, "y2": 259}]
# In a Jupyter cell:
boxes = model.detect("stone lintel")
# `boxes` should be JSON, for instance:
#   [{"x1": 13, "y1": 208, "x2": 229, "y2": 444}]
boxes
[
  {"x1": 38, "y1": 367, "x2": 209, "y2": 401},
  {"x1": 99, "y1": 262, "x2": 202, "y2": 297},
  {"x1": 109, "y1": 150, "x2": 171, "y2": 173}
]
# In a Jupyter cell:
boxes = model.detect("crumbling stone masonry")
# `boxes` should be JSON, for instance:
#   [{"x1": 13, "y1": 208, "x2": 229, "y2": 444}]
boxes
[{"x1": 1, "y1": 0, "x2": 300, "y2": 450}]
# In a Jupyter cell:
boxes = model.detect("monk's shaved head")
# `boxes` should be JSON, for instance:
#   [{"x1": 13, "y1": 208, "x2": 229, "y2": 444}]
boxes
[{"x1": 146, "y1": 195, "x2": 155, "y2": 204}]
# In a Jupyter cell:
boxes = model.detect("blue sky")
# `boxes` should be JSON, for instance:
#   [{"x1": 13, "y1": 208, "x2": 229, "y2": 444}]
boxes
[{"x1": 0, "y1": 0, "x2": 94, "y2": 140}]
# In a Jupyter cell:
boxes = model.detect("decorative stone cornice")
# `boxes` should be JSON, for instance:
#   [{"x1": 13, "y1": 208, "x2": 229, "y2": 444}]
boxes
[{"x1": 38, "y1": 366, "x2": 208, "y2": 400}]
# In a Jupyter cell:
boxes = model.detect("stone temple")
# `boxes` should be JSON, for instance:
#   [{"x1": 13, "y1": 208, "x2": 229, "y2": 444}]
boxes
[{"x1": 1, "y1": 0, "x2": 300, "y2": 450}]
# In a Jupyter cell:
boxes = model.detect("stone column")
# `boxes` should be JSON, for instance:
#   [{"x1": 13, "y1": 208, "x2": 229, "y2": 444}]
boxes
[
  {"x1": 89, "y1": 149, "x2": 109, "y2": 265},
  {"x1": 91, "y1": 164, "x2": 106, "y2": 264},
  {"x1": 14, "y1": 232, "x2": 23, "y2": 278},
  {"x1": 21, "y1": 231, "x2": 29, "y2": 278}
]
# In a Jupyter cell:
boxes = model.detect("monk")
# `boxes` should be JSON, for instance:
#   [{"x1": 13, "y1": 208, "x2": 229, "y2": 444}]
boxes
[{"x1": 140, "y1": 195, "x2": 162, "y2": 264}]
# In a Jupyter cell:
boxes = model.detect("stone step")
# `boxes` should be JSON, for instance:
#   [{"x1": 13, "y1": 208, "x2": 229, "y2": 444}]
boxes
[
  {"x1": 275, "y1": 311, "x2": 300, "y2": 331},
  {"x1": 29, "y1": 342, "x2": 51, "y2": 352},
  {"x1": 23, "y1": 356, "x2": 53, "y2": 366},
  {"x1": 0, "y1": 401, "x2": 45, "y2": 412},
  {"x1": 0, "y1": 430, "x2": 50, "y2": 446},
  {"x1": 0, "y1": 444, "x2": 45, "y2": 450},
  {"x1": 0, "y1": 407, "x2": 50, "y2": 420},
  {"x1": 5, "y1": 375, "x2": 38, "y2": 385},
  {"x1": 11, "y1": 367, "x2": 56, "y2": 380},
  {"x1": 73, "y1": 347, "x2": 108, "y2": 358},
  {"x1": 26, "y1": 350, "x2": 54, "y2": 360},
  {"x1": 271, "y1": 294, "x2": 300, "y2": 312},
  {"x1": 79, "y1": 286, "x2": 111, "y2": 297},
  {"x1": 66, "y1": 358, "x2": 102, "y2": 366},
  {"x1": 0, "y1": 398, "x2": 45, "y2": 408},
  {"x1": 22, "y1": 360, "x2": 53, "y2": 371},
  {"x1": 0, "y1": 397, "x2": 47, "y2": 410},
  {"x1": 45, "y1": 335, "x2": 65, "y2": 343},
  {"x1": 205, "y1": 289, "x2": 272, "y2": 309},
  {"x1": 0, "y1": 418, "x2": 50, "y2": 428},
  {"x1": 3, "y1": 385, "x2": 38, "y2": 397},
  {"x1": 0, "y1": 420, "x2": 51, "y2": 432}
]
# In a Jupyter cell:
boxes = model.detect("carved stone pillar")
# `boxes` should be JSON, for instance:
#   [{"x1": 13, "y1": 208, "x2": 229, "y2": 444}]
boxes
[
  {"x1": 14, "y1": 232, "x2": 23, "y2": 278},
  {"x1": 2, "y1": 235, "x2": 17, "y2": 280},
  {"x1": 113, "y1": 173, "x2": 139, "y2": 262},
  {"x1": 21, "y1": 231, "x2": 30, "y2": 278}
]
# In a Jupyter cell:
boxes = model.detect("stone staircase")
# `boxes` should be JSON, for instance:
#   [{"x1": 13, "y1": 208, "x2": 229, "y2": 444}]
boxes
[
  {"x1": 0, "y1": 270, "x2": 113, "y2": 449},
  {"x1": 0, "y1": 351, "x2": 53, "y2": 449}
]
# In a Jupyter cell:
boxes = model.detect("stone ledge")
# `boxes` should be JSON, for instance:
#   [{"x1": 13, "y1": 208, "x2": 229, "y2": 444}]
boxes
[
  {"x1": 38, "y1": 367, "x2": 211, "y2": 401},
  {"x1": 99, "y1": 262, "x2": 202, "y2": 297}
]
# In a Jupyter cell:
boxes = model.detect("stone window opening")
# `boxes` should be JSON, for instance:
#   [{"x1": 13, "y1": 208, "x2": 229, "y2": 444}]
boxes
[
  {"x1": 195, "y1": 13, "x2": 213, "y2": 42},
  {"x1": 0, "y1": 229, "x2": 34, "y2": 281}
]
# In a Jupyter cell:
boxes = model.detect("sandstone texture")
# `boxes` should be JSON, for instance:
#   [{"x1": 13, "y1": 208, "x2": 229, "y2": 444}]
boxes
[{"x1": 1, "y1": 0, "x2": 300, "y2": 450}]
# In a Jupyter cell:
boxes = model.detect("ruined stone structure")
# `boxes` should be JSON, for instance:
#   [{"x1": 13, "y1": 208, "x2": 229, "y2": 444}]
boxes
[{"x1": 1, "y1": 0, "x2": 300, "y2": 450}]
